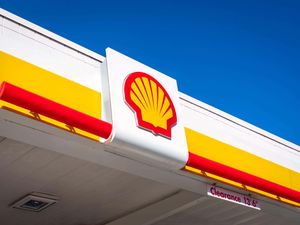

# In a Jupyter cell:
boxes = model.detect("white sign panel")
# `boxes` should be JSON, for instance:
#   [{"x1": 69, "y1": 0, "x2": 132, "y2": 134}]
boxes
[
  {"x1": 207, "y1": 185, "x2": 261, "y2": 210},
  {"x1": 103, "y1": 48, "x2": 188, "y2": 170}
]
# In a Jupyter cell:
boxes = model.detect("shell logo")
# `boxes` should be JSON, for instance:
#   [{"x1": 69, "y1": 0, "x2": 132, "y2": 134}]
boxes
[{"x1": 124, "y1": 72, "x2": 177, "y2": 138}]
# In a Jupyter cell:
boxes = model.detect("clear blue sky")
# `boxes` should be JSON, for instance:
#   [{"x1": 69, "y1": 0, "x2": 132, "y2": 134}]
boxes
[{"x1": 1, "y1": 0, "x2": 300, "y2": 145}]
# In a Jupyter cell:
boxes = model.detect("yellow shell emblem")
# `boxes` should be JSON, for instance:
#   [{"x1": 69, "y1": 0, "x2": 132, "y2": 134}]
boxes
[{"x1": 124, "y1": 72, "x2": 177, "y2": 138}]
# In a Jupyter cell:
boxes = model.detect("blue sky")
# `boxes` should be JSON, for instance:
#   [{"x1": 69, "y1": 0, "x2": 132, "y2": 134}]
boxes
[{"x1": 1, "y1": 0, "x2": 300, "y2": 145}]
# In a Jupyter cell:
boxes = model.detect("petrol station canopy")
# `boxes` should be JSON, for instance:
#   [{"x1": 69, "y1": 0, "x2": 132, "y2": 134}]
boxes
[{"x1": 0, "y1": 8, "x2": 300, "y2": 225}]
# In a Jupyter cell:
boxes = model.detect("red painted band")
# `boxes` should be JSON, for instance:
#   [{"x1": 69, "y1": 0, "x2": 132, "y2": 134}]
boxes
[
  {"x1": 187, "y1": 152, "x2": 300, "y2": 203},
  {"x1": 0, "y1": 82, "x2": 112, "y2": 139}
]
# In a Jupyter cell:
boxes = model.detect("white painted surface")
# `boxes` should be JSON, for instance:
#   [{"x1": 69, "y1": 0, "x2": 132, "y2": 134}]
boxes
[
  {"x1": 152, "y1": 196, "x2": 300, "y2": 225},
  {"x1": 180, "y1": 92, "x2": 300, "y2": 152},
  {"x1": 0, "y1": 136, "x2": 178, "y2": 225},
  {"x1": 1, "y1": 136, "x2": 299, "y2": 225},
  {"x1": 0, "y1": 8, "x2": 104, "y2": 62},
  {"x1": 106, "y1": 191, "x2": 205, "y2": 225},
  {"x1": 0, "y1": 9, "x2": 102, "y2": 92},
  {"x1": 104, "y1": 48, "x2": 188, "y2": 170},
  {"x1": 0, "y1": 101, "x2": 299, "y2": 225},
  {"x1": 180, "y1": 95, "x2": 300, "y2": 173}
]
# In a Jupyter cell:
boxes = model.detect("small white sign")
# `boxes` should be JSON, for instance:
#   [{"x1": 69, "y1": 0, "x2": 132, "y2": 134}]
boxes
[{"x1": 207, "y1": 185, "x2": 261, "y2": 210}]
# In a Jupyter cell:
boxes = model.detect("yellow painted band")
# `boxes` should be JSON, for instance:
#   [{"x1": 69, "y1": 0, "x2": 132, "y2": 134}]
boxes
[
  {"x1": 185, "y1": 128, "x2": 300, "y2": 193},
  {"x1": 0, "y1": 51, "x2": 101, "y2": 140}
]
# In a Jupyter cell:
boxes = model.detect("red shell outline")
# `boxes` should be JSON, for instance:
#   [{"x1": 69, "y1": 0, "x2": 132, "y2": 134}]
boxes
[{"x1": 124, "y1": 72, "x2": 177, "y2": 139}]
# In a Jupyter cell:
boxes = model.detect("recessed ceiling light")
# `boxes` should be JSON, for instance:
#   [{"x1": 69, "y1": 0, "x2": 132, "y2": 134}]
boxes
[{"x1": 11, "y1": 192, "x2": 58, "y2": 212}]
